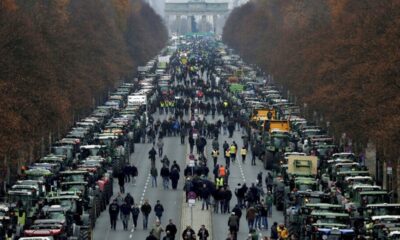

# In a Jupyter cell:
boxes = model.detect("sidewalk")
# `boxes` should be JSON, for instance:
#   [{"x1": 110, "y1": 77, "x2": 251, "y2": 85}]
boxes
[{"x1": 180, "y1": 142, "x2": 213, "y2": 239}]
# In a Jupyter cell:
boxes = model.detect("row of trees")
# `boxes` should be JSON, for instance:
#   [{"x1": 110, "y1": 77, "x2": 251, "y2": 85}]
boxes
[
  {"x1": 223, "y1": 1, "x2": 400, "y2": 190},
  {"x1": 0, "y1": 0, "x2": 168, "y2": 180}
]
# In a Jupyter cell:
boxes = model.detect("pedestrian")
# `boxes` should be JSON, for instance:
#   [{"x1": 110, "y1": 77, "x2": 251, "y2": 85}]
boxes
[
  {"x1": 115, "y1": 192, "x2": 124, "y2": 219},
  {"x1": 257, "y1": 171, "x2": 263, "y2": 187},
  {"x1": 149, "y1": 147, "x2": 157, "y2": 168},
  {"x1": 224, "y1": 149, "x2": 231, "y2": 168},
  {"x1": 141, "y1": 199, "x2": 152, "y2": 230},
  {"x1": 171, "y1": 160, "x2": 181, "y2": 172},
  {"x1": 170, "y1": 167, "x2": 180, "y2": 190},
  {"x1": 109, "y1": 199, "x2": 119, "y2": 230},
  {"x1": 260, "y1": 202, "x2": 269, "y2": 229},
  {"x1": 118, "y1": 171, "x2": 125, "y2": 193},
  {"x1": 228, "y1": 212, "x2": 239, "y2": 239},
  {"x1": 265, "y1": 172, "x2": 274, "y2": 192},
  {"x1": 131, "y1": 163, "x2": 138, "y2": 185},
  {"x1": 240, "y1": 145, "x2": 247, "y2": 163},
  {"x1": 154, "y1": 200, "x2": 165, "y2": 222},
  {"x1": 166, "y1": 219, "x2": 177, "y2": 240},
  {"x1": 123, "y1": 164, "x2": 131, "y2": 183},
  {"x1": 180, "y1": 126, "x2": 186, "y2": 144},
  {"x1": 150, "y1": 219, "x2": 164, "y2": 240},
  {"x1": 182, "y1": 226, "x2": 196, "y2": 240},
  {"x1": 189, "y1": 135, "x2": 195, "y2": 154},
  {"x1": 197, "y1": 224, "x2": 210, "y2": 240},
  {"x1": 246, "y1": 206, "x2": 257, "y2": 230},
  {"x1": 161, "y1": 165, "x2": 170, "y2": 189},
  {"x1": 151, "y1": 167, "x2": 158, "y2": 188},
  {"x1": 270, "y1": 222, "x2": 278, "y2": 240},
  {"x1": 131, "y1": 203, "x2": 140, "y2": 229},
  {"x1": 157, "y1": 137, "x2": 164, "y2": 157},
  {"x1": 120, "y1": 200, "x2": 131, "y2": 230},
  {"x1": 125, "y1": 193, "x2": 134, "y2": 207},
  {"x1": 265, "y1": 191, "x2": 273, "y2": 217},
  {"x1": 224, "y1": 185, "x2": 233, "y2": 213},
  {"x1": 200, "y1": 183, "x2": 211, "y2": 210},
  {"x1": 211, "y1": 148, "x2": 219, "y2": 166}
]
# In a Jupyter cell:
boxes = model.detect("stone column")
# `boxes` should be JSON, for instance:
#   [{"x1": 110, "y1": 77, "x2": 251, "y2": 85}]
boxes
[
  {"x1": 201, "y1": 15, "x2": 207, "y2": 32},
  {"x1": 176, "y1": 15, "x2": 181, "y2": 35},
  {"x1": 213, "y1": 15, "x2": 218, "y2": 33}
]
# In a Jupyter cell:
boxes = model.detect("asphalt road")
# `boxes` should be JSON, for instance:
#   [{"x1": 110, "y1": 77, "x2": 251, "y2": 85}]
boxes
[{"x1": 93, "y1": 112, "x2": 188, "y2": 240}]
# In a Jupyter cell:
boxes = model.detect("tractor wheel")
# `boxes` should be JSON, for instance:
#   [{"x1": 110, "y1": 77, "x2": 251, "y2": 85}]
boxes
[{"x1": 79, "y1": 228, "x2": 92, "y2": 240}]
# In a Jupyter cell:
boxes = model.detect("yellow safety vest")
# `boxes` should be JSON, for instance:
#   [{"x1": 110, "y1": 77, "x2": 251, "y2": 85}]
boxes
[
  {"x1": 216, "y1": 177, "x2": 224, "y2": 187},
  {"x1": 225, "y1": 150, "x2": 230, "y2": 157},
  {"x1": 230, "y1": 145, "x2": 236, "y2": 154},
  {"x1": 212, "y1": 150, "x2": 219, "y2": 157},
  {"x1": 240, "y1": 148, "x2": 247, "y2": 156},
  {"x1": 223, "y1": 102, "x2": 228, "y2": 107},
  {"x1": 17, "y1": 211, "x2": 26, "y2": 226},
  {"x1": 160, "y1": 102, "x2": 165, "y2": 107}
]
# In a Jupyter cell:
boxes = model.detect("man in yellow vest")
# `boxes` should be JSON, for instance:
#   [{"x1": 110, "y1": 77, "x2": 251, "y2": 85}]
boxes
[
  {"x1": 215, "y1": 176, "x2": 224, "y2": 188},
  {"x1": 230, "y1": 144, "x2": 237, "y2": 162},
  {"x1": 211, "y1": 149, "x2": 219, "y2": 166},
  {"x1": 240, "y1": 146, "x2": 247, "y2": 163}
]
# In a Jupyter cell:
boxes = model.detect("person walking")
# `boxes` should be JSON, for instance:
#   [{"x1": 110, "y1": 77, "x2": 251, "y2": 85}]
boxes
[
  {"x1": 150, "y1": 220, "x2": 164, "y2": 240},
  {"x1": 118, "y1": 171, "x2": 125, "y2": 193},
  {"x1": 170, "y1": 167, "x2": 180, "y2": 190},
  {"x1": 180, "y1": 126, "x2": 186, "y2": 144},
  {"x1": 224, "y1": 185, "x2": 233, "y2": 213},
  {"x1": 157, "y1": 138, "x2": 164, "y2": 157},
  {"x1": 149, "y1": 147, "x2": 157, "y2": 168},
  {"x1": 246, "y1": 206, "x2": 257, "y2": 230},
  {"x1": 141, "y1": 199, "x2": 152, "y2": 230},
  {"x1": 229, "y1": 143, "x2": 237, "y2": 163},
  {"x1": 211, "y1": 148, "x2": 219, "y2": 167},
  {"x1": 188, "y1": 135, "x2": 195, "y2": 154},
  {"x1": 270, "y1": 222, "x2": 279, "y2": 240},
  {"x1": 265, "y1": 172, "x2": 274, "y2": 192},
  {"x1": 165, "y1": 219, "x2": 178, "y2": 240},
  {"x1": 240, "y1": 145, "x2": 247, "y2": 163},
  {"x1": 154, "y1": 200, "x2": 165, "y2": 223},
  {"x1": 225, "y1": 147, "x2": 232, "y2": 168},
  {"x1": 120, "y1": 200, "x2": 131, "y2": 230},
  {"x1": 265, "y1": 191, "x2": 273, "y2": 217},
  {"x1": 200, "y1": 183, "x2": 211, "y2": 210},
  {"x1": 160, "y1": 165, "x2": 170, "y2": 189},
  {"x1": 130, "y1": 163, "x2": 138, "y2": 185},
  {"x1": 260, "y1": 202, "x2": 269, "y2": 230},
  {"x1": 109, "y1": 199, "x2": 119, "y2": 230},
  {"x1": 151, "y1": 167, "x2": 158, "y2": 188},
  {"x1": 182, "y1": 226, "x2": 196, "y2": 240},
  {"x1": 131, "y1": 203, "x2": 140, "y2": 229},
  {"x1": 228, "y1": 212, "x2": 239, "y2": 239},
  {"x1": 197, "y1": 225, "x2": 210, "y2": 240},
  {"x1": 125, "y1": 193, "x2": 134, "y2": 207}
]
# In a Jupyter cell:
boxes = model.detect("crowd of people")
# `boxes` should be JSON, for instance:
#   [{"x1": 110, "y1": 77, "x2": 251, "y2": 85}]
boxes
[{"x1": 106, "y1": 37, "x2": 292, "y2": 240}]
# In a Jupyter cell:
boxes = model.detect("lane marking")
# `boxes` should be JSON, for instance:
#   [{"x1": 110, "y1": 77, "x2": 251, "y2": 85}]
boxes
[
  {"x1": 139, "y1": 173, "x2": 151, "y2": 205},
  {"x1": 237, "y1": 157, "x2": 247, "y2": 182}
]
